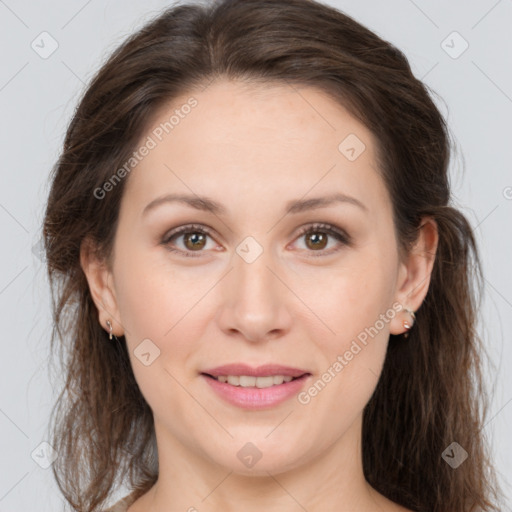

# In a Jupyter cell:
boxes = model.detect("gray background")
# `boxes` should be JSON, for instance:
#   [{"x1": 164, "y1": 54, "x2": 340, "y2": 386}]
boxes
[{"x1": 0, "y1": 0, "x2": 510, "y2": 510}]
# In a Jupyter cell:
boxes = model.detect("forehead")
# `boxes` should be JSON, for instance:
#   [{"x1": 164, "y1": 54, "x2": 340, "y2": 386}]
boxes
[{"x1": 122, "y1": 79, "x2": 389, "y2": 219}]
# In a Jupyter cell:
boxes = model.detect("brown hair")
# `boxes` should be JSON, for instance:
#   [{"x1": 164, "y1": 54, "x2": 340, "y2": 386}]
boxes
[{"x1": 43, "y1": 0, "x2": 503, "y2": 510}]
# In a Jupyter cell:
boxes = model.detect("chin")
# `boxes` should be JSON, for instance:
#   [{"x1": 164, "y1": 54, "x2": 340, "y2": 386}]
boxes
[{"x1": 214, "y1": 448, "x2": 305, "y2": 477}]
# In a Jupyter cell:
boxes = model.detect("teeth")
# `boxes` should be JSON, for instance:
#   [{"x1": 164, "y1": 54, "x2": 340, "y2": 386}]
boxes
[{"x1": 216, "y1": 375, "x2": 295, "y2": 387}]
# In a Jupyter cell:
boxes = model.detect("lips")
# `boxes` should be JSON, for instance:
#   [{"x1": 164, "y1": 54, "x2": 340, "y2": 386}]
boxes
[
  {"x1": 201, "y1": 365, "x2": 312, "y2": 410},
  {"x1": 201, "y1": 363, "x2": 310, "y2": 379},
  {"x1": 200, "y1": 363, "x2": 312, "y2": 409}
]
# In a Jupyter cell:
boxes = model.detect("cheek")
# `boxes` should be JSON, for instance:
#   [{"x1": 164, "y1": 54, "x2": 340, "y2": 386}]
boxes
[
  {"x1": 297, "y1": 252, "x2": 396, "y2": 340},
  {"x1": 113, "y1": 244, "x2": 207, "y2": 341},
  {"x1": 112, "y1": 247, "x2": 220, "y2": 390},
  {"x1": 296, "y1": 250, "x2": 395, "y2": 395},
  {"x1": 112, "y1": 254, "x2": 207, "y2": 411},
  {"x1": 293, "y1": 296, "x2": 390, "y2": 457}
]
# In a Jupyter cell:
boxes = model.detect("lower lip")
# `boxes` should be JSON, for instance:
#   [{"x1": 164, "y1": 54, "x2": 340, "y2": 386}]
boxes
[{"x1": 201, "y1": 374, "x2": 311, "y2": 410}]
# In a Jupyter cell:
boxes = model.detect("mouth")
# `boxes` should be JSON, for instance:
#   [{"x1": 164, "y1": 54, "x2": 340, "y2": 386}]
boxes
[
  {"x1": 200, "y1": 373, "x2": 310, "y2": 388},
  {"x1": 199, "y1": 363, "x2": 312, "y2": 409},
  {"x1": 199, "y1": 365, "x2": 312, "y2": 410}
]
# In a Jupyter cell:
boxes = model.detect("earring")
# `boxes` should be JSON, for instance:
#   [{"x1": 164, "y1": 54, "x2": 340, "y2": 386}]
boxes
[
  {"x1": 403, "y1": 309, "x2": 416, "y2": 338},
  {"x1": 106, "y1": 319, "x2": 113, "y2": 340}
]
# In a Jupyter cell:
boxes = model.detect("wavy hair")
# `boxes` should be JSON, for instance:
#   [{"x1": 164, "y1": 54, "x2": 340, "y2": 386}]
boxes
[{"x1": 43, "y1": 0, "x2": 503, "y2": 510}]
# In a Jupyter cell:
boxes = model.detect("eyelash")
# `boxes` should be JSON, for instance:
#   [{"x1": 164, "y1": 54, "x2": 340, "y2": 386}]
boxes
[{"x1": 161, "y1": 222, "x2": 351, "y2": 258}]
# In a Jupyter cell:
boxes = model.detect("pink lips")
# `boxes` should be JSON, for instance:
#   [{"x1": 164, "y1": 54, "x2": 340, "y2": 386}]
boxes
[
  {"x1": 200, "y1": 363, "x2": 311, "y2": 410},
  {"x1": 202, "y1": 363, "x2": 310, "y2": 378}
]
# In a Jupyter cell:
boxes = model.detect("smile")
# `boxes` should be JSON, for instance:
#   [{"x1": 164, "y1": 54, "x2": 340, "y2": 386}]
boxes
[
  {"x1": 201, "y1": 373, "x2": 311, "y2": 410},
  {"x1": 208, "y1": 374, "x2": 296, "y2": 387}
]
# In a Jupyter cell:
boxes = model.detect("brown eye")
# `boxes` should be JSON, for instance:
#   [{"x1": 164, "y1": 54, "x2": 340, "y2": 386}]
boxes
[
  {"x1": 183, "y1": 232, "x2": 207, "y2": 251},
  {"x1": 293, "y1": 223, "x2": 351, "y2": 257},
  {"x1": 305, "y1": 232, "x2": 328, "y2": 250},
  {"x1": 162, "y1": 224, "x2": 217, "y2": 257}
]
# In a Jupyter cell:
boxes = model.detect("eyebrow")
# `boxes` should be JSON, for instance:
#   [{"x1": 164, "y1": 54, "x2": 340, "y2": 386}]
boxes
[{"x1": 142, "y1": 192, "x2": 368, "y2": 217}]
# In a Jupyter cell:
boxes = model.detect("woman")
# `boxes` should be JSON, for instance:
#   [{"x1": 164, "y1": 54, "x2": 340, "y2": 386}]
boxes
[{"x1": 43, "y1": 0, "x2": 503, "y2": 511}]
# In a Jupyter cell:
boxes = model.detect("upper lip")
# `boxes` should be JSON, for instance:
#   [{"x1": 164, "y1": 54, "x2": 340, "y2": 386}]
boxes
[{"x1": 202, "y1": 364, "x2": 311, "y2": 378}]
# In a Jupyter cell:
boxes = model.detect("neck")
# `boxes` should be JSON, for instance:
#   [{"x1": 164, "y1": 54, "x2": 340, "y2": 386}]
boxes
[{"x1": 133, "y1": 414, "x2": 390, "y2": 512}]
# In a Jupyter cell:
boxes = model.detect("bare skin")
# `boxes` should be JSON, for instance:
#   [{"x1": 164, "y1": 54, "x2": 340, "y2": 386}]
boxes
[{"x1": 82, "y1": 79, "x2": 438, "y2": 512}]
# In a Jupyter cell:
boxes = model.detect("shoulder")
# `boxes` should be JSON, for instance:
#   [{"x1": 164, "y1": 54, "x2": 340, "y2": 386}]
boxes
[
  {"x1": 369, "y1": 488, "x2": 415, "y2": 512},
  {"x1": 103, "y1": 492, "x2": 138, "y2": 512},
  {"x1": 387, "y1": 503, "x2": 415, "y2": 512}
]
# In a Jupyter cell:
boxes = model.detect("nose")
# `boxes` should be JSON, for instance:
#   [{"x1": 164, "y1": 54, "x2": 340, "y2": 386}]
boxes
[{"x1": 216, "y1": 249, "x2": 293, "y2": 343}]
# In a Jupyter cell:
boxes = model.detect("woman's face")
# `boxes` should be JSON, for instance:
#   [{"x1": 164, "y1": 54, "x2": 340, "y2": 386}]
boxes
[{"x1": 85, "y1": 79, "x2": 428, "y2": 475}]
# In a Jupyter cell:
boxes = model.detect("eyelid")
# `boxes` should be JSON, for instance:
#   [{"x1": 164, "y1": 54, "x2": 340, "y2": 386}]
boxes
[
  {"x1": 161, "y1": 221, "x2": 351, "y2": 258},
  {"x1": 161, "y1": 223, "x2": 219, "y2": 258},
  {"x1": 162, "y1": 223, "x2": 214, "y2": 243},
  {"x1": 290, "y1": 222, "x2": 351, "y2": 257}
]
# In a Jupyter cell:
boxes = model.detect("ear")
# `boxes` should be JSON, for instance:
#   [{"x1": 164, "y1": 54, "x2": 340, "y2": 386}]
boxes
[
  {"x1": 80, "y1": 237, "x2": 124, "y2": 338},
  {"x1": 389, "y1": 217, "x2": 439, "y2": 336}
]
